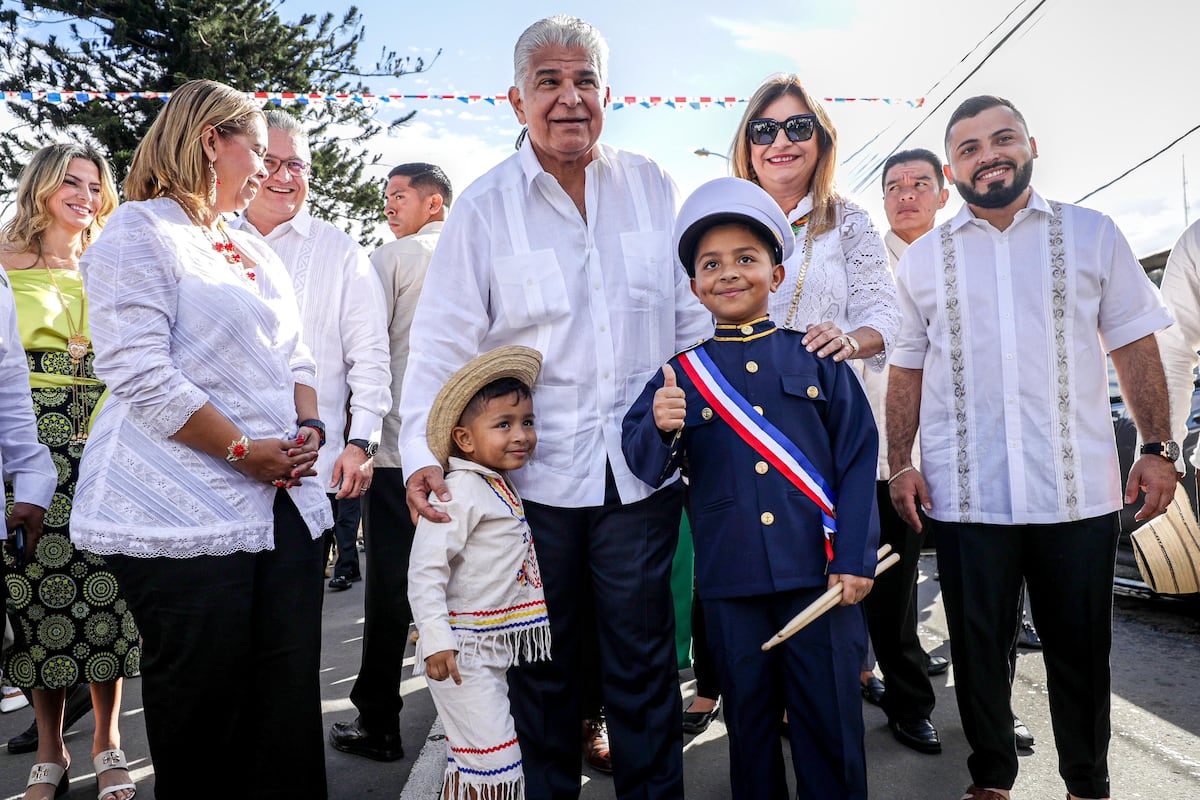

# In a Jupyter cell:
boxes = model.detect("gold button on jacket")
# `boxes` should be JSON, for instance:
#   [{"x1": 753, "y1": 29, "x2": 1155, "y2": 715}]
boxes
[
  {"x1": 760, "y1": 511, "x2": 775, "y2": 525},
  {"x1": 755, "y1": 461, "x2": 769, "y2": 475},
  {"x1": 745, "y1": 361, "x2": 759, "y2": 373}
]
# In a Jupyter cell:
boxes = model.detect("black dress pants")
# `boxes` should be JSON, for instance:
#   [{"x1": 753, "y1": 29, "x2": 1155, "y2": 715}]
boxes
[
  {"x1": 932, "y1": 513, "x2": 1119, "y2": 798},
  {"x1": 106, "y1": 490, "x2": 326, "y2": 799},
  {"x1": 349, "y1": 466, "x2": 416, "y2": 736},
  {"x1": 863, "y1": 481, "x2": 936, "y2": 723},
  {"x1": 510, "y1": 480, "x2": 685, "y2": 800}
]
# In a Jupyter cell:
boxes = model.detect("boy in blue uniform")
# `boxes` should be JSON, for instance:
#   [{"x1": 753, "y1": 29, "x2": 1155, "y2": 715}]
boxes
[{"x1": 622, "y1": 177, "x2": 879, "y2": 799}]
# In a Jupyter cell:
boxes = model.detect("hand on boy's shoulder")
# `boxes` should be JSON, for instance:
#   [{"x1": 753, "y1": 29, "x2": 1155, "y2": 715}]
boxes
[{"x1": 653, "y1": 362, "x2": 687, "y2": 432}]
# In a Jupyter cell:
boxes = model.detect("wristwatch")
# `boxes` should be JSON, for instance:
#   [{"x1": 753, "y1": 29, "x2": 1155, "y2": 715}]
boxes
[
  {"x1": 347, "y1": 438, "x2": 379, "y2": 458},
  {"x1": 1139, "y1": 440, "x2": 1181, "y2": 462}
]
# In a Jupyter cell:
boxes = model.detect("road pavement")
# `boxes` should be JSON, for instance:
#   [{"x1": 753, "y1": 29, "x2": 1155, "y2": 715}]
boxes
[{"x1": 1, "y1": 554, "x2": 1196, "y2": 799}]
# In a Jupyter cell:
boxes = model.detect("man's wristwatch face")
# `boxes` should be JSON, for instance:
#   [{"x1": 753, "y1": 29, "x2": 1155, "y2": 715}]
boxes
[
  {"x1": 349, "y1": 439, "x2": 379, "y2": 458},
  {"x1": 1141, "y1": 440, "x2": 1181, "y2": 462}
]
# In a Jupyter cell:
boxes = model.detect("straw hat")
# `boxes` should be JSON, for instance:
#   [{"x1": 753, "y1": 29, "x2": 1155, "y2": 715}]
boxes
[
  {"x1": 426, "y1": 345, "x2": 542, "y2": 470},
  {"x1": 1130, "y1": 482, "x2": 1200, "y2": 595}
]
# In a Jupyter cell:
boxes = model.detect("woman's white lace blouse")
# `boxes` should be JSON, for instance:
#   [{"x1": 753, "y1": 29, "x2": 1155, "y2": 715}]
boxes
[{"x1": 71, "y1": 199, "x2": 333, "y2": 558}]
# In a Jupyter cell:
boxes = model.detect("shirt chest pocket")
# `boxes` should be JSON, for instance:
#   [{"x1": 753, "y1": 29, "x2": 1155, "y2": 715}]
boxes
[
  {"x1": 780, "y1": 373, "x2": 827, "y2": 405},
  {"x1": 620, "y1": 231, "x2": 671, "y2": 309},
  {"x1": 494, "y1": 249, "x2": 571, "y2": 329}
]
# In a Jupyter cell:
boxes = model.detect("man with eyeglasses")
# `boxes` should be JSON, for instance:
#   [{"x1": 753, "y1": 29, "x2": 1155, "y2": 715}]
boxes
[
  {"x1": 887, "y1": 96, "x2": 1175, "y2": 800},
  {"x1": 231, "y1": 108, "x2": 391, "y2": 594}
]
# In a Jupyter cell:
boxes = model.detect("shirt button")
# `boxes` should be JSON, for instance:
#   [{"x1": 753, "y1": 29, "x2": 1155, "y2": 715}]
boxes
[
  {"x1": 753, "y1": 405, "x2": 764, "y2": 415},
  {"x1": 599, "y1": 324, "x2": 606, "y2": 332},
  {"x1": 761, "y1": 511, "x2": 775, "y2": 526},
  {"x1": 755, "y1": 461, "x2": 769, "y2": 475},
  {"x1": 701, "y1": 408, "x2": 713, "y2": 420},
  {"x1": 603, "y1": 372, "x2": 610, "y2": 380},
  {"x1": 740, "y1": 324, "x2": 754, "y2": 335},
  {"x1": 746, "y1": 361, "x2": 759, "y2": 373},
  {"x1": 527, "y1": 279, "x2": 534, "y2": 286},
  {"x1": 1006, "y1": 354, "x2": 1014, "y2": 360}
]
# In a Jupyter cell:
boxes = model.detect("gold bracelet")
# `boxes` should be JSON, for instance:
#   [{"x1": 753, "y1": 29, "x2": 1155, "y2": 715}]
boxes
[
  {"x1": 887, "y1": 465, "x2": 916, "y2": 485},
  {"x1": 226, "y1": 435, "x2": 251, "y2": 463}
]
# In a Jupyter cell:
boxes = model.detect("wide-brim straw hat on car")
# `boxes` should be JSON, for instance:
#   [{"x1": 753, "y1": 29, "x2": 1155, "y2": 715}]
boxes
[
  {"x1": 1131, "y1": 481, "x2": 1200, "y2": 595},
  {"x1": 427, "y1": 345, "x2": 542, "y2": 470}
]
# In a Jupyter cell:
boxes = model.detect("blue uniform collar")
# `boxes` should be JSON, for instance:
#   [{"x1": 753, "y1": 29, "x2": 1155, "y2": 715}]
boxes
[{"x1": 712, "y1": 316, "x2": 776, "y2": 342}]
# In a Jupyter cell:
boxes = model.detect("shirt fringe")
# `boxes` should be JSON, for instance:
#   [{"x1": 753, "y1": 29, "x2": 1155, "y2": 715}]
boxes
[
  {"x1": 455, "y1": 624, "x2": 551, "y2": 669},
  {"x1": 443, "y1": 770, "x2": 524, "y2": 800}
]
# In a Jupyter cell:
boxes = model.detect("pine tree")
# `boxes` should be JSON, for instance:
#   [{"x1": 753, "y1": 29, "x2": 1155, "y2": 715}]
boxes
[{"x1": 0, "y1": 0, "x2": 436, "y2": 247}]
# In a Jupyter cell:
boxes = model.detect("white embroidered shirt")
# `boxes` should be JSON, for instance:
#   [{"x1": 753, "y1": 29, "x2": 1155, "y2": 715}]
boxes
[
  {"x1": 890, "y1": 191, "x2": 1172, "y2": 524},
  {"x1": 71, "y1": 199, "x2": 333, "y2": 557}
]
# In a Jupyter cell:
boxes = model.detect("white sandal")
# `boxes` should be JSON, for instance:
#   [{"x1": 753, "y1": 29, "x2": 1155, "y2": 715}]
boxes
[
  {"x1": 93, "y1": 749, "x2": 136, "y2": 800},
  {"x1": 25, "y1": 761, "x2": 69, "y2": 799}
]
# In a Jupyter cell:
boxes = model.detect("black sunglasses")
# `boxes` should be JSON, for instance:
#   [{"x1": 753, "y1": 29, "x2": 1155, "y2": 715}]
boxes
[{"x1": 746, "y1": 113, "x2": 819, "y2": 146}]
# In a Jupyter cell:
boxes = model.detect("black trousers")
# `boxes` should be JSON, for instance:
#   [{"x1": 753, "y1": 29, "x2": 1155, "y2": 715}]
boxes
[
  {"x1": 323, "y1": 494, "x2": 362, "y2": 579},
  {"x1": 510, "y1": 480, "x2": 685, "y2": 800},
  {"x1": 863, "y1": 481, "x2": 935, "y2": 723},
  {"x1": 349, "y1": 466, "x2": 415, "y2": 736},
  {"x1": 106, "y1": 490, "x2": 326, "y2": 799},
  {"x1": 707, "y1": 590, "x2": 868, "y2": 800},
  {"x1": 688, "y1": 584, "x2": 722, "y2": 701},
  {"x1": 933, "y1": 513, "x2": 1119, "y2": 798}
]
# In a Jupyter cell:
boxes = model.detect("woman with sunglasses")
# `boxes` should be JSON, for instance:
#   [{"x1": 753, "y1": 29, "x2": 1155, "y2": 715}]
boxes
[{"x1": 730, "y1": 73, "x2": 899, "y2": 361}]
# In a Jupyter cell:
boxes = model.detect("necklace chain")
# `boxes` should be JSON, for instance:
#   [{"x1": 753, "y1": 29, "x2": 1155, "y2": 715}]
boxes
[
  {"x1": 166, "y1": 194, "x2": 257, "y2": 287},
  {"x1": 783, "y1": 218, "x2": 816, "y2": 330},
  {"x1": 40, "y1": 257, "x2": 92, "y2": 444}
]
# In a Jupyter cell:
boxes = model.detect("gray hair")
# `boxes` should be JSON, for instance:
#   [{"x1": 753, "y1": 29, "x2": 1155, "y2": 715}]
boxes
[
  {"x1": 513, "y1": 15, "x2": 609, "y2": 89},
  {"x1": 263, "y1": 108, "x2": 311, "y2": 158}
]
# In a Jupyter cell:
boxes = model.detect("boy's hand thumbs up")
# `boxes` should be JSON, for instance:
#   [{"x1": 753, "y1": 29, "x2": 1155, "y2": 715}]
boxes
[{"x1": 653, "y1": 363, "x2": 686, "y2": 432}]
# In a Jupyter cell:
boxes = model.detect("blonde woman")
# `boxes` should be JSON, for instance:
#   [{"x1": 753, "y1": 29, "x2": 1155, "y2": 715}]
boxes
[
  {"x1": 0, "y1": 143, "x2": 139, "y2": 800},
  {"x1": 730, "y1": 73, "x2": 899, "y2": 362},
  {"x1": 71, "y1": 79, "x2": 332, "y2": 799}
]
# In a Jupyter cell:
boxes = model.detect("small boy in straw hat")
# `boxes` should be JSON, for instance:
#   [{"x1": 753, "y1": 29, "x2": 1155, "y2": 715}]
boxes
[
  {"x1": 622, "y1": 177, "x2": 879, "y2": 799},
  {"x1": 407, "y1": 345, "x2": 550, "y2": 800}
]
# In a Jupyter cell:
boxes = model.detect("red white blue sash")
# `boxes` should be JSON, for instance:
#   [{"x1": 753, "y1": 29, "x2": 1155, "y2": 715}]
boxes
[{"x1": 677, "y1": 346, "x2": 837, "y2": 561}]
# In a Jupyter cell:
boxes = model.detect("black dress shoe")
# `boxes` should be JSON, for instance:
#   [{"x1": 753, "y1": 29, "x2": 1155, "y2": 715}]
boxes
[
  {"x1": 328, "y1": 575, "x2": 353, "y2": 591},
  {"x1": 861, "y1": 676, "x2": 886, "y2": 706},
  {"x1": 681, "y1": 702, "x2": 720, "y2": 735},
  {"x1": 889, "y1": 717, "x2": 942, "y2": 754},
  {"x1": 1013, "y1": 716, "x2": 1035, "y2": 749},
  {"x1": 926, "y1": 655, "x2": 950, "y2": 676},
  {"x1": 330, "y1": 717, "x2": 403, "y2": 762}
]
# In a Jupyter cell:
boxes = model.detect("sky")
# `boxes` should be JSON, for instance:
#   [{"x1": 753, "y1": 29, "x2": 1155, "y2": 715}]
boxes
[{"x1": 4, "y1": 0, "x2": 1198, "y2": 257}]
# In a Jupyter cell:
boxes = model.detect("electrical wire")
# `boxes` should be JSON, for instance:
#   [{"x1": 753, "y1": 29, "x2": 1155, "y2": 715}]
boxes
[
  {"x1": 1075, "y1": 123, "x2": 1200, "y2": 204},
  {"x1": 847, "y1": 0, "x2": 1050, "y2": 194}
]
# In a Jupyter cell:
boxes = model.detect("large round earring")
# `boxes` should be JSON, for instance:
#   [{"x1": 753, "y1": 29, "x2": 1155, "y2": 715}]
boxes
[{"x1": 207, "y1": 160, "x2": 218, "y2": 205}]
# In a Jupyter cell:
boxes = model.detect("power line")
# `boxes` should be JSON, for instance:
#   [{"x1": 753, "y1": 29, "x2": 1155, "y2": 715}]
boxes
[
  {"x1": 848, "y1": 0, "x2": 1050, "y2": 194},
  {"x1": 1075, "y1": 122, "x2": 1200, "y2": 204},
  {"x1": 841, "y1": 0, "x2": 1032, "y2": 172}
]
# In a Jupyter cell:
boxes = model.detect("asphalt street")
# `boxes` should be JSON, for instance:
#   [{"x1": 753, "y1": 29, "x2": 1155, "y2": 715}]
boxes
[{"x1": 1, "y1": 554, "x2": 1196, "y2": 799}]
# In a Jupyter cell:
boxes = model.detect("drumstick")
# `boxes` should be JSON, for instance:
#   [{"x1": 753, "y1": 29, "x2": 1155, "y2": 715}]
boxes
[{"x1": 761, "y1": 547, "x2": 900, "y2": 651}]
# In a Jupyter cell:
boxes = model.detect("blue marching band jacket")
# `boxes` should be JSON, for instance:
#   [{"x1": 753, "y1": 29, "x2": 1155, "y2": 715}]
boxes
[{"x1": 622, "y1": 317, "x2": 881, "y2": 600}]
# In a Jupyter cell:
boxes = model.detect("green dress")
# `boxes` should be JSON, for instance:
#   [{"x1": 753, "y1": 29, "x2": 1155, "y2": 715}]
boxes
[{"x1": 3, "y1": 268, "x2": 141, "y2": 689}]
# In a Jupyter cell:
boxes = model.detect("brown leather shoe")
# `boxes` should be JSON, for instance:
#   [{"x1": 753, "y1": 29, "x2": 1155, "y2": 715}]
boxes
[
  {"x1": 960, "y1": 786, "x2": 1008, "y2": 800},
  {"x1": 582, "y1": 716, "x2": 612, "y2": 774}
]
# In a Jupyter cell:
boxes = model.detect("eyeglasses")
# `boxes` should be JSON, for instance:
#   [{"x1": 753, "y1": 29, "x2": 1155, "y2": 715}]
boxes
[
  {"x1": 746, "y1": 114, "x2": 819, "y2": 146},
  {"x1": 262, "y1": 156, "x2": 310, "y2": 177}
]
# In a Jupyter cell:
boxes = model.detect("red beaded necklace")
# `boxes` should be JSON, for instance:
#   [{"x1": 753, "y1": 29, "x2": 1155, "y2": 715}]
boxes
[{"x1": 167, "y1": 194, "x2": 257, "y2": 287}]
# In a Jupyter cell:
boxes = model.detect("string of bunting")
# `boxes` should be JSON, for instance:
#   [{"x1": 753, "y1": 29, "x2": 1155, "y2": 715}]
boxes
[{"x1": 0, "y1": 90, "x2": 925, "y2": 109}]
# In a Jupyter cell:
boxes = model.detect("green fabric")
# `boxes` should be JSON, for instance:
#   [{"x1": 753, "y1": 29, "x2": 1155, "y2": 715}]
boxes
[{"x1": 671, "y1": 510, "x2": 695, "y2": 669}]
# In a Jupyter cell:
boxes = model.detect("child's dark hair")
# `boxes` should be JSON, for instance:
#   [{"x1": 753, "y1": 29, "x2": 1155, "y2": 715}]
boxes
[{"x1": 458, "y1": 376, "x2": 533, "y2": 425}]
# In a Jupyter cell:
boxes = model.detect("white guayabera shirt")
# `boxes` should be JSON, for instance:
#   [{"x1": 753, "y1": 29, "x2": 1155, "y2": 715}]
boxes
[
  {"x1": 399, "y1": 140, "x2": 711, "y2": 508},
  {"x1": 890, "y1": 190, "x2": 1171, "y2": 525}
]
